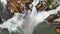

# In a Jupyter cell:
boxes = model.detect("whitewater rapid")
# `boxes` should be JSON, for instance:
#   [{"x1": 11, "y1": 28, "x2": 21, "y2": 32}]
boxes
[{"x1": 0, "y1": 0, "x2": 60, "y2": 34}]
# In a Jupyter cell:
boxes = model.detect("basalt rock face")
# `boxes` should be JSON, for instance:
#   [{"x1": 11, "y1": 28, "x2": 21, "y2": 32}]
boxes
[
  {"x1": 0, "y1": 0, "x2": 14, "y2": 23},
  {"x1": 0, "y1": 28, "x2": 9, "y2": 34},
  {"x1": 0, "y1": 0, "x2": 60, "y2": 34}
]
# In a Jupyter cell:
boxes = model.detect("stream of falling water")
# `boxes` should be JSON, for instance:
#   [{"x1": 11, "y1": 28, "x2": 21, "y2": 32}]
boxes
[{"x1": 0, "y1": 0, "x2": 60, "y2": 34}]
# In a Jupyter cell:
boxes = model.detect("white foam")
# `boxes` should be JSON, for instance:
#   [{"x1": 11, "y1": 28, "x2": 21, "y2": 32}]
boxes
[{"x1": 0, "y1": 0, "x2": 60, "y2": 34}]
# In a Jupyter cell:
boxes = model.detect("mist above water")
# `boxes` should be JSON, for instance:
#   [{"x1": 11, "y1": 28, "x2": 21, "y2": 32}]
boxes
[{"x1": 0, "y1": 0, "x2": 60, "y2": 34}]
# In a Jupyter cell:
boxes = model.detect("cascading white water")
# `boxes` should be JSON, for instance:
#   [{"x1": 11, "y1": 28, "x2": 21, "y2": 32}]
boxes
[
  {"x1": 0, "y1": 0, "x2": 60, "y2": 34},
  {"x1": 1, "y1": 0, "x2": 7, "y2": 11}
]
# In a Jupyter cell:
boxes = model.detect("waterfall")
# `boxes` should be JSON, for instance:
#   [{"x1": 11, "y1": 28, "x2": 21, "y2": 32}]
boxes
[
  {"x1": 1, "y1": 0, "x2": 7, "y2": 11},
  {"x1": 0, "y1": 0, "x2": 60, "y2": 34}
]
